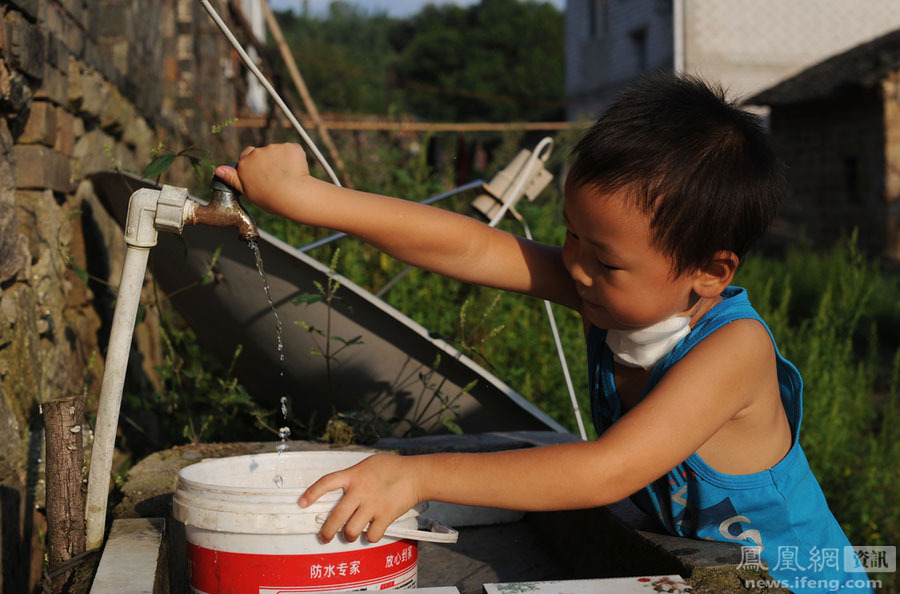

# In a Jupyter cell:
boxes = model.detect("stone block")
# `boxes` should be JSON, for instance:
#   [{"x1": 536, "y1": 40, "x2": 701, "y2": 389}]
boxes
[
  {"x1": 5, "y1": 0, "x2": 42, "y2": 21},
  {"x1": 70, "y1": 64, "x2": 108, "y2": 122},
  {"x1": 54, "y1": 106, "x2": 74, "y2": 156},
  {"x1": 59, "y1": 11, "x2": 83, "y2": 58},
  {"x1": 44, "y1": 31, "x2": 68, "y2": 70},
  {"x1": 0, "y1": 119, "x2": 28, "y2": 284},
  {"x1": 95, "y1": 4, "x2": 128, "y2": 38},
  {"x1": 18, "y1": 100, "x2": 57, "y2": 146},
  {"x1": 71, "y1": 128, "x2": 119, "y2": 179},
  {"x1": 89, "y1": 519, "x2": 165, "y2": 594},
  {"x1": 0, "y1": 62, "x2": 33, "y2": 120},
  {"x1": 65, "y1": 56, "x2": 83, "y2": 107},
  {"x1": 33, "y1": 62, "x2": 67, "y2": 106},
  {"x1": 0, "y1": 6, "x2": 8, "y2": 59},
  {"x1": 58, "y1": 0, "x2": 87, "y2": 29},
  {"x1": 100, "y1": 85, "x2": 134, "y2": 135},
  {"x1": 5, "y1": 9, "x2": 46, "y2": 80},
  {"x1": 0, "y1": 282, "x2": 42, "y2": 412},
  {"x1": 122, "y1": 114, "x2": 154, "y2": 158},
  {"x1": 13, "y1": 144, "x2": 72, "y2": 193}
]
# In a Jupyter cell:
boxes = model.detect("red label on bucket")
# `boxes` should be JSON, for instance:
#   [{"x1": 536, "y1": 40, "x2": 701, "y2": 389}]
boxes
[{"x1": 188, "y1": 539, "x2": 417, "y2": 593}]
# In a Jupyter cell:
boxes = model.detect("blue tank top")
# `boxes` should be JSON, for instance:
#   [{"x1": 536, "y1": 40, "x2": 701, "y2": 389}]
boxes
[{"x1": 587, "y1": 287, "x2": 871, "y2": 594}]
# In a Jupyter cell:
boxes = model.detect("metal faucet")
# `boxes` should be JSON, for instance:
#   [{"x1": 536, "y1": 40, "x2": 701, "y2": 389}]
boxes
[{"x1": 185, "y1": 171, "x2": 260, "y2": 241}]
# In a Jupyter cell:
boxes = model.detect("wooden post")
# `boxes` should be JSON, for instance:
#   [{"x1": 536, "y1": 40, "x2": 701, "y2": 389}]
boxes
[
  {"x1": 43, "y1": 396, "x2": 86, "y2": 593},
  {"x1": 258, "y1": 0, "x2": 354, "y2": 188}
]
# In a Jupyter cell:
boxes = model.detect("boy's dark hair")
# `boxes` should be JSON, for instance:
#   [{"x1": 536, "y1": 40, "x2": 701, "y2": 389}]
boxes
[{"x1": 568, "y1": 72, "x2": 785, "y2": 275}]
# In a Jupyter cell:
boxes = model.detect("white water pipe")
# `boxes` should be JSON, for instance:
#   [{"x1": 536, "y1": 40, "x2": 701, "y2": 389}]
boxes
[{"x1": 85, "y1": 186, "x2": 192, "y2": 550}]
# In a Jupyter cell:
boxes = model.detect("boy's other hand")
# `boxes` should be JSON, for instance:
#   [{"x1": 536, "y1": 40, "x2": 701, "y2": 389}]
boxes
[
  {"x1": 298, "y1": 453, "x2": 423, "y2": 544},
  {"x1": 213, "y1": 143, "x2": 311, "y2": 217}
]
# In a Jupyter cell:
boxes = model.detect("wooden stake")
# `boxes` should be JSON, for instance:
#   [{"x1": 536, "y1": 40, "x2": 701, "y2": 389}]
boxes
[
  {"x1": 258, "y1": 0, "x2": 354, "y2": 188},
  {"x1": 43, "y1": 396, "x2": 86, "y2": 593}
]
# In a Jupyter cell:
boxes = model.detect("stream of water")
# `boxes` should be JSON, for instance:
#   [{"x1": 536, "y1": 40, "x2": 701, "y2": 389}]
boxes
[{"x1": 248, "y1": 240, "x2": 290, "y2": 488}]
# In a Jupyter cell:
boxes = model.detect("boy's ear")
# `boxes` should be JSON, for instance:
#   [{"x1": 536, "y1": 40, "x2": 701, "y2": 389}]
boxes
[{"x1": 692, "y1": 250, "x2": 739, "y2": 298}]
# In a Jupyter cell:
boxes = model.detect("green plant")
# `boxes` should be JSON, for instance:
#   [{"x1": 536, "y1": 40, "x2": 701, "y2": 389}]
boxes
[
  {"x1": 141, "y1": 116, "x2": 237, "y2": 190},
  {"x1": 293, "y1": 249, "x2": 364, "y2": 400},
  {"x1": 737, "y1": 235, "x2": 900, "y2": 592}
]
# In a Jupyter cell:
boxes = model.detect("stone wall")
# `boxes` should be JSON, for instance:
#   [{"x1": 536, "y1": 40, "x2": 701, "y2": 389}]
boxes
[{"x1": 0, "y1": 1, "x2": 251, "y2": 589}]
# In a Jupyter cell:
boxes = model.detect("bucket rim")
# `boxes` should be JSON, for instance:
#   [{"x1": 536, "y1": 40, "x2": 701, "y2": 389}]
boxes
[{"x1": 177, "y1": 450, "x2": 373, "y2": 497}]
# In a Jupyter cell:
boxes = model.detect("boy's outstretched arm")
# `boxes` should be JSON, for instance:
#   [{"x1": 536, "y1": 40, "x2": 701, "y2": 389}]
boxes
[
  {"x1": 301, "y1": 320, "x2": 774, "y2": 543},
  {"x1": 214, "y1": 143, "x2": 579, "y2": 309}
]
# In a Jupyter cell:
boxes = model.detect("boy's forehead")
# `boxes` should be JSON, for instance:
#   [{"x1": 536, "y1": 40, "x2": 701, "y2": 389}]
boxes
[{"x1": 564, "y1": 182, "x2": 646, "y2": 221}]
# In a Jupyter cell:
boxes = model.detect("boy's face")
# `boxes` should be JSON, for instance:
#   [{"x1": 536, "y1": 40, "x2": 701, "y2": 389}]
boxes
[{"x1": 562, "y1": 183, "x2": 697, "y2": 331}]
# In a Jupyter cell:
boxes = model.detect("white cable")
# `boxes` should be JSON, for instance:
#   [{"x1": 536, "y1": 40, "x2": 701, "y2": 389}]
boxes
[
  {"x1": 521, "y1": 218, "x2": 588, "y2": 441},
  {"x1": 487, "y1": 137, "x2": 554, "y2": 228},
  {"x1": 199, "y1": 0, "x2": 342, "y2": 187},
  {"x1": 487, "y1": 137, "x2": 587, "y2": 440}
]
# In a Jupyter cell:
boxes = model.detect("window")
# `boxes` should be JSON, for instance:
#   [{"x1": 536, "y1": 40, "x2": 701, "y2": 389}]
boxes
[
  {"x1": 587, "y1": 0, "x2": 608, "y2": 39},
  {"x1": 630, "y1": 27, "x2": 648, "y2": 72},
  {"x1": 843, "y1": 154, "x2": 860, "y2": 204}
]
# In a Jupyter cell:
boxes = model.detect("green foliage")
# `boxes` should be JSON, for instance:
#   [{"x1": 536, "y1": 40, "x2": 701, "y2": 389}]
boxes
[
  {"x1": 391, "y1": 0, "x2": 564, "y2": 121},
  {"x1": 274, "y1": 0, "x2": 564, "y2": 122},
  {"x1": 737, "y1": 236, "x2": 900, "y2": 590},
  {"x1": 275, "y1": 3, "x2": 398, "y2": 114}
]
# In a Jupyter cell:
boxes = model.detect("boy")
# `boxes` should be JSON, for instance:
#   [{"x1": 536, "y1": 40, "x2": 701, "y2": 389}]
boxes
[{"x1": 215, "y1": 74, "x2": 867, "y2": 593}]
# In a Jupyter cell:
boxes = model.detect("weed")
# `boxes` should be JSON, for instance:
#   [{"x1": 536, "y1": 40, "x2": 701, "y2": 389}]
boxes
[{"x1": 293, "y1": 249, "x2": 364, "y2": 400}]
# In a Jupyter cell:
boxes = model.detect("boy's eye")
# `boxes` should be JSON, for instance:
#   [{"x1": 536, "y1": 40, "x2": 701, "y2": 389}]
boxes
[{"x1": 599, "y1": 261, "x2": 621, "y2": 271}]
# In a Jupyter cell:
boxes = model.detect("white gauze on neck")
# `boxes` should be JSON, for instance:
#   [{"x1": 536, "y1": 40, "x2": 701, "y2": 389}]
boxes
[{"x1": 605, "y1": 314, "x2": 692, "y2": 370}]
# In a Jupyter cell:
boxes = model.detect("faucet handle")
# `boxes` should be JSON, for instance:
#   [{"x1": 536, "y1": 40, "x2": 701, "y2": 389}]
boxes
[{"x1": 211, "y1": 162, "x2": 240, "y2": 195}]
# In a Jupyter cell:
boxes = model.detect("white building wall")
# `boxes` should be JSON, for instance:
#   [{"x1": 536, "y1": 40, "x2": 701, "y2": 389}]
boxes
[
  {"x1": 566, "y1": 0, "x2": 900, "y2": 116},
  {"x1": 684, "y1": 0, "x2": 900, "y2": 102}
]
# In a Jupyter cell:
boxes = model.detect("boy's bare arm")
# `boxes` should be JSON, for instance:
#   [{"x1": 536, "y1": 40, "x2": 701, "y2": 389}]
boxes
[
  {"x1": 302, "y1": 320, "x2": 774, "y2": 543},
  {"x1": 215, "y1": 144, "x2": 579, "y2": 309}
]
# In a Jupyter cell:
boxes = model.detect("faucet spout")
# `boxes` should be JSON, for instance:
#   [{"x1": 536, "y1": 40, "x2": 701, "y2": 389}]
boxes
[
  {"x1": 186, "y1": 175, "x2": 260, "y2": 241},
  {"x1": 187, "y1": 189, "x2": 260, "y2": 241}
]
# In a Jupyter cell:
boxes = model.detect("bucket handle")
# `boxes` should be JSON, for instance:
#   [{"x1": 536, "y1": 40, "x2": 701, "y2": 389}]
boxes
[{"x1": 315, "y1": 514, "x2": 459, "y2": 544}]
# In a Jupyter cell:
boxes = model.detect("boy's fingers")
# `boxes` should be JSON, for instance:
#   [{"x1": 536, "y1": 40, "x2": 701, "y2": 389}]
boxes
[
  {"x1": 342, "y1": 507, "x2": 374, "y2": 543},
  {"x1": 213, "y1": 165, "x2": 243, "y2": 194},
  {"x1": 239, "y1": 145, "x2": 256, "y2": 159},
  {"x1": 365, "y1": 516, "x2": 391, "y2": 543},
  {"x1": 318, "y1": 493, "x2": 358, "y2": 543},
  {"x1": 298, "y1": 471, "x2": 346, "y2": 509}
]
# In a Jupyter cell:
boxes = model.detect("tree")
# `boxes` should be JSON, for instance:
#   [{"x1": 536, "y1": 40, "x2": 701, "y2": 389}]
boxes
[
  {"x1": 274, "y1": 0, "x2": 565, "y2": 122},
  {"x1": 389, "y1": 0, "x2": 564, "y2": 122}
]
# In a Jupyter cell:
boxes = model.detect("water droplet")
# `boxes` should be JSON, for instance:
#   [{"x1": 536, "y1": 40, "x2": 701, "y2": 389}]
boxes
[
  {"x1": 279, "y1": 426, "x2": 291, "y2": 439},
  {"x1": 273, "y1": 474, "x2": 284, "y2": 488}
]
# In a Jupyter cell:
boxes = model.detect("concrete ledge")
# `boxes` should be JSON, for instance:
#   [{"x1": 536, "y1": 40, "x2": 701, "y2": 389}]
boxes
[
  {"x1": 90, "y1": 518, "x2": 166, "y2": 594},
  {"x1": 527, "y1": 502, "x2": 789, "y2": 593}
]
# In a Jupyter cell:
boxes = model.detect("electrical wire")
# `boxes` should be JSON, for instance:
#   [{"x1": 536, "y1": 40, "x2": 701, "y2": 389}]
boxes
[{"x1": 198, "y1": 0, "x2": 342, "y2": 187}]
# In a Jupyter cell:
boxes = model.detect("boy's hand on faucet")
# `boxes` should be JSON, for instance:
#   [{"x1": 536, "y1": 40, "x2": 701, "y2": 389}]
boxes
[
  {"x1": 214, "y1": 143, "x2": 311, "y2": 217},
  {"x1": 298, "y1": 453, "x2": 425, "y2": 543}
]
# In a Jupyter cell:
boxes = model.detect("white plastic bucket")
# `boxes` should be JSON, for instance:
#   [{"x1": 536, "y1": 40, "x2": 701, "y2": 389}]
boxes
[{"x1": 173, "y1": 451, "x2": 455, "y2": 594}]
